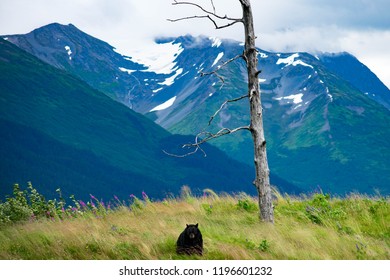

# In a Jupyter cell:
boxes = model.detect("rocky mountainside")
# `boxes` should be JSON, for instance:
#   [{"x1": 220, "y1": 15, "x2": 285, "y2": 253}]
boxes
[
  {"x1": 0, "y1": 38, "x2": 271, "y2": 201},
  {"x1": 4, "y1": 23, "x2": 390, "y2": 195}
]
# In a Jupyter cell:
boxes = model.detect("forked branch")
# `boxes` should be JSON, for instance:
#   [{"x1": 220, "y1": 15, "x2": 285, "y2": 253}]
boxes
[
  {"x1": 200, "y1": 53, "x2": 244, "y2": 86},
  {"x1": 164, "y1": 0, "x2": 250, "y2": 158},
  {"x1": 208, "y1": 94, "x2": 248, "y2": 126},
  {"x1": 168, "y1": 0, "x2": 243, "y2": 29},
  {"x1": 163, "y1": 126, "x2": 250, "y2": 158}
]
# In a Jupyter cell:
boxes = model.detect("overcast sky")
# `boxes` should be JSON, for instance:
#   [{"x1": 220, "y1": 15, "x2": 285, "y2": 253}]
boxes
[{"x1": 1, "y1": 0, "x2": 389, "y2": 88}]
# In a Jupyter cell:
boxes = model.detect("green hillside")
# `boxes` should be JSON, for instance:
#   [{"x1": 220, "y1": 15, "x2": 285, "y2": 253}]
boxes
[
  {"x1": 7, "y1": 25, "x2": 389, "y2": 195},
  {"x1": 169, "y1": 57, "x2": 390, "y2": 195},
  {"x1": 0, "y1": 38, "x2": 255, "y2": 200}
]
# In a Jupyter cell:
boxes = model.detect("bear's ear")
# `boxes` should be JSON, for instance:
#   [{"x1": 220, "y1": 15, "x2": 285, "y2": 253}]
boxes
[
  {"x1": 186, "y1": 224, "x2": 189, "y2": 228},
  {"x1": 195, "y1": 223, "x2": 198, "y2": 228}
]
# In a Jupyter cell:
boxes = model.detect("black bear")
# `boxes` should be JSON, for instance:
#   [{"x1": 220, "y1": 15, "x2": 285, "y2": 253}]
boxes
[{"x1": 176, "y1": 223, "x2": 203, "y2": 255}]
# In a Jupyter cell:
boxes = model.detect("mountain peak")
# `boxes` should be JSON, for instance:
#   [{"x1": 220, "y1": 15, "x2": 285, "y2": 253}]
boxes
[
  {"x1": 0, "y1": 38, "x2": 257, "y2": 200},
  {"x1": 319, "y1": 51, "x2": 390, "y2": 108},
  {"x1": 4, "y1": 23, "x2": 390, "y2": 195},
  {"x1": 28, "y1": 22, "x2": 86, "y2": 39},
  {"x1": 35, "y1": 22, "x2": 75, "y2": 30}
]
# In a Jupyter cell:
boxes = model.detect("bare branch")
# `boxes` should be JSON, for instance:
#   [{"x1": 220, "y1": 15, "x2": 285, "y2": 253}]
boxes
[
  {"x1": 206, "y1": 17, "x2": 243, "y2": 30},
  {"x1": 163, "y1": 124, "x2": 250, "y2": 158},
  {"x1": 172, "y1": 1, "x2": 242, "y2": 21},
  {"x1": 201, "y1": 54, "x2": 243, "y2": 76},
  {"x1": 203, "y1": 71, "x2": 225, "y2": 87},
  {"x1": 200, "y1": 54, "x2": 243, "y2": 88},
  {"x1": 169, "y1": 0, "x2": 243, "y2": 29},
  {"x1": 187, "y1": 126, "x2": 250, "y2": 148},
  {"x1": 163, "y1": 148, "x2": 200, "y2": 158},
  {"x1": 163, "y1": 138, "x2": 207, "y2": 158},
  {"x1": 210, "y1": 0, "x2": 216, "y2": 14},
  {"x1": 164, "y1": 1, "x2": 249, "y2": 159},
  {"x1": 168, "y1": 14, "x2": 242, "y2": 30},
  {"x1": 168, "y1": 15, "x2": 210, "y2": 23},
  {"x1": 170, "y1": 93, "x2": 249, "y2": 158},
  {"x1": 166, "y1": 125, "x2": 250, "y2": 157},
  {"x1": 208, "y1": 94, "x2": 248, "y2": 126}
]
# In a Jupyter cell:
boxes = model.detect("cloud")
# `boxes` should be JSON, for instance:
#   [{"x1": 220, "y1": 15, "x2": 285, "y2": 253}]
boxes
[
  {"x1": 0, "y1": 0, "x2": 388, "y2": 87},
  {"x1": 252, "y1": 0, "x2": 390, "y2": 31}
]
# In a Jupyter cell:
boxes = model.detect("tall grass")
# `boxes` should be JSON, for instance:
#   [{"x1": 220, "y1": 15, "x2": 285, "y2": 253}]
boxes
[{"x1": 0, "y1": 183, "x2": 389, "y2": 260}]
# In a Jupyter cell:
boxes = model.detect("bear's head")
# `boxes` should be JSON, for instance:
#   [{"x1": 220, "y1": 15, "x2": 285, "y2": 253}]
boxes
[{"x1": 185, "y1": 223, "x2": 200, "y2": 239}]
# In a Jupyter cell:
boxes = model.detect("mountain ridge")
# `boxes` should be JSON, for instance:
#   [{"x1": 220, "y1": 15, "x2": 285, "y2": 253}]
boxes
[
  {"x1": 3, "y1": 23, "x2": 390, "y2": 195},
  {"x1": 1, "y1": 37, "x2": 276, "y2": 201}
]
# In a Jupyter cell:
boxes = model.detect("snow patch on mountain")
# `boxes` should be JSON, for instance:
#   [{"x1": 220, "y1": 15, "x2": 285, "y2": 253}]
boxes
[
  {"x1": 277, "y1": 53, "x2": 299, "y2": 65},
  {"x1": 295, "y1": 60, "x2": 314, "y2": 68},
  {"x1": 277, "y1": 53, "x2": 313, "y2": 69},
  {"x1": 210, "y1": 37, "x2": 222, "y2": 48},
  {"x1": 159, "y1": 68, "x2": 183, "y2": 86},
  {"x1": 259, "y1": 52, "x2": 268, "y2": 59},
  {"x1": 326, "y1": 87, "x2": 334, "y2": 102},
  {"x1": 153, "y1": 87, "x2": 163, "y2": 93},
  {"x1": 275, "y1": 93, "x2": 304, "y2": 104},
  {"x1": 64, "y1": 46, "x2": 72, "y2": 60},
  {"x1": 118, "y1": 67, "x2": 136, "y2": 74},
  {"x1": 212, "y1": 52, "x2": 224, "y2": 67},
  {"x1": 150, "y1": 96, "x2": 177, "y2": 112},
  {"x1": 121, "y1": 41, "x2": 184, "y2": 75}
]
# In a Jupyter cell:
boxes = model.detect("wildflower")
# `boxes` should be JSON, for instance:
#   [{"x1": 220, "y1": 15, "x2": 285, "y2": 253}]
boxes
[
  {"x1": 142, "y1": 191, "x2": 150, "y2": 203},
  {"x1": 79, "y1": 200, "x2": 87, "y2": 208},
  {"x1": 90, "y1": 194, "x2": 96, "y2": 200}
]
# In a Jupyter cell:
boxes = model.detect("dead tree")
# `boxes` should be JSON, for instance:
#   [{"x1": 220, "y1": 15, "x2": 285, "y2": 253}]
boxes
[{"x1": 169, "y1": 0, "x2": 274, "y2": 223}]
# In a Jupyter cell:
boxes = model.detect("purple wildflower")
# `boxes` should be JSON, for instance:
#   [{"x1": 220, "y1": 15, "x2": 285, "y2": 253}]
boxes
[
  {"x1": 142, "y1": 191, "x2": 149, "y2": 201},
  {"x1": 79, "y1": 200, "x2": 87, "y2": 208}
]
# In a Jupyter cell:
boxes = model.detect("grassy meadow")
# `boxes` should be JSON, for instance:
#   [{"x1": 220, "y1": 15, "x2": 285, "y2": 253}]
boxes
[{"x1": 0, "y1": 184, "x2": 389, "y2": 260}]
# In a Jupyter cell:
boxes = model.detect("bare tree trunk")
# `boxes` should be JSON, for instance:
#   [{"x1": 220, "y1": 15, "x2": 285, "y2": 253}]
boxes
[
  {"x1": 240, "y1": 0, "x2": 274, "y2": 223},
  {"x1": 169, "y1": 0, "x2": 274, "y2": 223}
]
